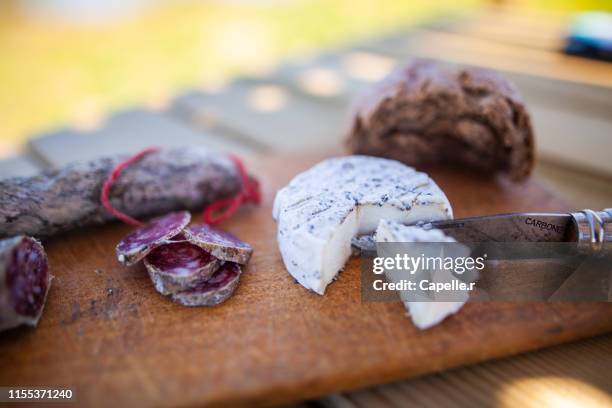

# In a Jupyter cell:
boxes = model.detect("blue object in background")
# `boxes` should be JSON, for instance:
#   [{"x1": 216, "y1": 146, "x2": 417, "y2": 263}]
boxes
[{"x1": 564, "y1": 12, "x2": 612, "y2": 62}]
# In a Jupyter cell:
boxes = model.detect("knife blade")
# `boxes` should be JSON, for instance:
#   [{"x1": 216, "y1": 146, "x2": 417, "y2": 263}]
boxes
[
  {"x1": 351, "y1": 209, "x2": 612, "y2": 252},
  {"x1": 420, "y1": 213, "x2": 575, "y2": 243}
]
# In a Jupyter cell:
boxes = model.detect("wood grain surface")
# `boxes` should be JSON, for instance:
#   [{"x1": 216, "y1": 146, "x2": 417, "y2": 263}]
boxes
[
  {"x1": 1, "y1": 152, "x2": 611, "y2": 407},
  {"x1": 324, "y1": 332, "x2": 612, "y2": 408}
]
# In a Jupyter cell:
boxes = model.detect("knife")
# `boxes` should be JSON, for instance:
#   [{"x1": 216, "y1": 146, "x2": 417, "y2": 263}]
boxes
[{"x1": 352, "y1": 209, "x2": 612, "y2": 253}]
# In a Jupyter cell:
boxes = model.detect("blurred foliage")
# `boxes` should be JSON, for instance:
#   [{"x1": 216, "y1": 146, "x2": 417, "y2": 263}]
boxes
[{"x1": 0, "y1": 0, "x2": 610, "y2": 153}]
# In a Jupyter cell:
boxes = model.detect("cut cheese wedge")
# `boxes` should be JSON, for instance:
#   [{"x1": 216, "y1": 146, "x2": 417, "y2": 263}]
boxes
[
  {"x1": 375, "y1": 220, "x2": 468, "y2": 329},
  {"x1": 273, "y1": 156, "x2": 452, "y2": 294}
]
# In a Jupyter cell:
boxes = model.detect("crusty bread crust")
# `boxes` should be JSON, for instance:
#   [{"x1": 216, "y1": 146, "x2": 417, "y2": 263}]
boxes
[{"x1": 346, "y1": 60, "x2": 535, "y2": 181}]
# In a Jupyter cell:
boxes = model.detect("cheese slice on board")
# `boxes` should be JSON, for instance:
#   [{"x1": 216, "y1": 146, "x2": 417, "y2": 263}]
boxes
[
  {"x1": 273, "y1": 156, "x2": 452, "y2": 295},
  {"x1": 375, "y1": 220, "x2": 468, "y2": 330}
]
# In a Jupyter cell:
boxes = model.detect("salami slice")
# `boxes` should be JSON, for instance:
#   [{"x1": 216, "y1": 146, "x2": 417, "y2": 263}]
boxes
[
  {"x1": 144, "y1": 240, "x2": 220, "y2": 295},
  {"x1": 0, "y1": 236, "x2": 51, "y2": 332},
  {"x1": 170, "y1": 262, "x2": 241, "y2": 307},
  {"x1": 183, "y1": 224, "x2": 253, "y2": 264},
  {"x1": 116, "y1": 211, "x2": 191, "y2": 266},
  {"x1": 0, "y1": 147, "x2": 244, "y2": 239}
]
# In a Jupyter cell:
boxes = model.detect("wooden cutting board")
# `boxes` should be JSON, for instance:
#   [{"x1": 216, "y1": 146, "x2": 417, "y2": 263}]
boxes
[{"x1": 1, "y1": 152, "x2": 611, "y2": 407}]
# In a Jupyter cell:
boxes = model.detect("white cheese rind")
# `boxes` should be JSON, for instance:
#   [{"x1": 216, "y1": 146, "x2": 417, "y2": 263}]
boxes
[
  {"x1": 375, "y1": 220, "x2": 455, "y2": 243},
  {"x1": 273, "y1": 155, "x2": 453, "y2": 295},
  {"x1": 375, "y1": 220, "x2": 467, "y2": 330}
]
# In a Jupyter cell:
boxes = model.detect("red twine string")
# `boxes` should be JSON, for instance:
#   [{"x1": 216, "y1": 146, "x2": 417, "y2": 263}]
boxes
[
  {"x1": 100, "y1": 148, "x2": 260, "y2": 227},
  {"x1": 100, "y1": 147, "x2": 159, "y2": 227},
  {"x1": 202, "y1": 153, "x2": 261, "y2": 225}
]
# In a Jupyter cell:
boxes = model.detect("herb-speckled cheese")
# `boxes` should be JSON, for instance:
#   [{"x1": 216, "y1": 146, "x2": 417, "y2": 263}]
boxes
[
  {"x1": 273, "y1": 156, "x2": 453, "y2": 295},
  {"x1": 375, "y1": 220, "x2": 467, "y2": 330},
  {"x1": 375, "y1": 219, "x2": 455, "y2": 243}
]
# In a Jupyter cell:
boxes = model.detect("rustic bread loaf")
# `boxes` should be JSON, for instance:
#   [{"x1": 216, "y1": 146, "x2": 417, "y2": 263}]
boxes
[{"x1": 346, "y1": 60, "x2": 535, "y2": 181}]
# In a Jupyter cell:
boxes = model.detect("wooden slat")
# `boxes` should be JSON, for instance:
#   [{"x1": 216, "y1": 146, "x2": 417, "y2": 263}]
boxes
[
  {"x1": 534, "y1": 162, "x2": 612, "y2": 210},
  {"x1": 529, "y1": 104, "x2": 612, "y2": 176},
  {"x1": 272, "y1": 46, "x2": 612, "y2": 127},
  {"x1": 271, "y1": 50, "x2": 397, "y2": 104},
  {"x1": 364, "y1": 29, "x2": 612, "y2": 88},
  {"x1": 431, "y1": 6, "x2": 571, "y2": 51},
  {"x1": 503, "y1": 73, "x2": 612, "y2": 121},
  {"x1": 325, "y1": 333, "x2": 612, "y2": 408},
  {"x1": 0, "y1": 154, "x2": 46, "y2": 179},
  {"x1": 273, "y1": 42, "x2": 612, "y2": 121},
  {"x1": 28, "y1": 109, "x2": 254, "y2": 168},
  {"x1": 445, "y1": 18, "x2": 564, "y2": 52},
  {"x1": 171, "y1": 79, "x2": 348, "y2": 152},
  {"x1": 413, "y1": 30, "x2": 612, "y2": 88}
]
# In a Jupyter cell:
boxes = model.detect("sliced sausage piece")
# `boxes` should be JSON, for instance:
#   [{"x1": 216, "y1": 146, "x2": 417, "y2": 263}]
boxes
[
  {"x1": 0, "y1": 147, "x2": 244, "y2": 239},
  {"x1": 183, "y1": 224, "x2": 253, "y2": 264},
  {"x1": 0, "y1": 236, "x2": 51, "y2": 332},
  {"x1": 170, "y1": 262, "x2": 241, "y2": 307},
  {"x1": 116, "y1": 211, "x2": 191, "y2": 266},
  {"x1": 144, "y1": 240, "x2": 220, "y2": 295}
]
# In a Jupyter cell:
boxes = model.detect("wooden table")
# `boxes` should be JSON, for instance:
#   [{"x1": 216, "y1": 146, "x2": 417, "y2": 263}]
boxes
[{"x1": 1, "y1": 4, "x2": 611, "y2": 407}]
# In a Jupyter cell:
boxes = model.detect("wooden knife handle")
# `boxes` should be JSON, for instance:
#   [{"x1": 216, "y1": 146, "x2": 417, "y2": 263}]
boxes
[{"x1": 571, "y1": 209, "x2": 612, "y2": 252}]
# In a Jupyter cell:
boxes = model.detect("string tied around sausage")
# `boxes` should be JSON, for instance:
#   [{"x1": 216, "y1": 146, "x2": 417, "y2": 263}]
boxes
[{"x1": 100, "y1": 147, "x2": 261, "y2": 227}]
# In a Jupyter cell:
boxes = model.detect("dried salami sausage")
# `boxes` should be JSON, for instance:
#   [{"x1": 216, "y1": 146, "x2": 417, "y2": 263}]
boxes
[
  {"x1": 0, "y1": 236, "x2": 51, "y2": 332},
  {"x1": 170, "y1": 262, "x2": 241, "y2": 307},
  {"x1": 116, "y1": 211, "x2": 191, "y2": 266},
  {"x1": 184, "y1": 224, "x2": 253, "y2": 264},
  {"x1": 144, "y1": 240, "x2": 220, "y2": 295},
  {"x1": 0, "y1": 147, "x2": 243, "y2": 239}
]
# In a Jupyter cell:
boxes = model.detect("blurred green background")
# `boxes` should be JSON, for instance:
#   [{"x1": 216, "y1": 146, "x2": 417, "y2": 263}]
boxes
[{"x1": 0, "y1": 0, "x2": 610, "y2": 157}]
